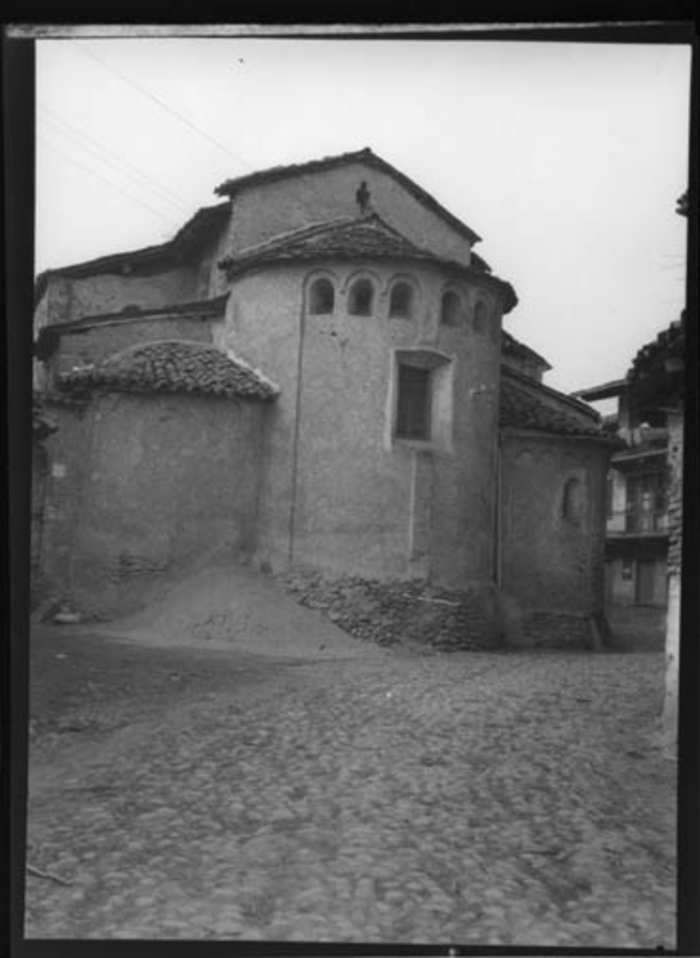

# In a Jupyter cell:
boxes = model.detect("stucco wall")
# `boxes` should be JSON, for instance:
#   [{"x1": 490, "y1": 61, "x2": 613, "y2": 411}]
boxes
[
  {"x1": 37, "y1": 392, "x2": 265, "y2": 617},
  {"x1": 35, "y1": 398, "x2": 93, "y2": 602},
  {"x1": 499, "y1": 433, "x2": 609, "y2": 641},
  {"x1": 51, "y1": 315, "x2": 216, "y2": 382},
  {"x1": 221, "y1": 162, "x2": 474, "y2": 266},
  {"x1": 44, "y1": 266, "x2": 200, "y2": 325},
  {"x1": 218, "y1": 258, "x2": 501, "y2": 594}
]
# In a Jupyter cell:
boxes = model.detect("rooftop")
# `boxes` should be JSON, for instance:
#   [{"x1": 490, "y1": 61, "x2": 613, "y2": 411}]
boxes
[
  {"x1": 35, "y1": 203, "x2": 230, "y2": 303},
  {"x1": 214, "y1": 147, "x2": 482, "y2": 246},
  {"x1": 57, "y1": 340, "x2": 279, "y2": 402},
  {"x1": 500, "y1": 369, "x2": 607, "y2": 439},
  {"x1": 501, "y1": 329, "x2": 551, "y2": 371},
  {"x1": 221, "y1": 214, "x2": 517, "y2": 313}
]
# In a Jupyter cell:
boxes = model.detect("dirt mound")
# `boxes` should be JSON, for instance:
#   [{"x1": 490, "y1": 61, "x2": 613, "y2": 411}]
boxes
[{"x1": 96, "y1": 566, "x2": 387, "y2": 660}]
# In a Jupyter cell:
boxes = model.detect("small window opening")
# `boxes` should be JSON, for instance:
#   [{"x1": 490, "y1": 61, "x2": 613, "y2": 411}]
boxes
[
  {"x1": 562, "y1": 477, "x2": 583, "y2": 522},
  {"x1": 308, "y1": 278, "x2": 334, "y2": 314},
  {"x1": 389, "y1": 282, "x2": 414, "y2": 319},
  {"x1": 348, "y1": 279, "x2": 374, "y2": 316},
  {"x1": 473, "y1": 300, "x2": 488, "y2": 334},
  {"x1": 396, "y1": 365, "x2": 431, "y2": 441},
  {"x1": 441, "y1": 291, "x2": 462, "y2": 327},
  {"x1": 606, "y1": 474, "x2": 614, "y2": 519}
]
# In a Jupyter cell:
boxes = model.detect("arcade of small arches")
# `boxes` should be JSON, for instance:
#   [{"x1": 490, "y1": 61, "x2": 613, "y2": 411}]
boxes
[{"x1": 306, "y1": 272, "x2": 493, "y2": 332}]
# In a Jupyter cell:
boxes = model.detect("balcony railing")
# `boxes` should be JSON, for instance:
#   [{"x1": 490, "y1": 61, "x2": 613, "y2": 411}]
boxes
[{"x1": 607, "y1": 506, "x2": 669, "y2": 535}]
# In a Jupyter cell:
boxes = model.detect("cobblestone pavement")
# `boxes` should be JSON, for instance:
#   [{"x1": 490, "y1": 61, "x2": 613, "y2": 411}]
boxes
[{"x1": 25, "y1": 630, "x2": 675, "y2": 948}]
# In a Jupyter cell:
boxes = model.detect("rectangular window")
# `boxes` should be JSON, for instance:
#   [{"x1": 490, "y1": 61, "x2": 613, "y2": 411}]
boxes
[{"x1": 396, "y1": 365, "x2": 431, "y2": 441}]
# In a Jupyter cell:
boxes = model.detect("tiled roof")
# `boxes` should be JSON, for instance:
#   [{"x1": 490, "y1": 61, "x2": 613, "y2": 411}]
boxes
[
  {"x1": 222, "y1": 215, "x2": 445, "y2": 269},
  {"x1": 629, "y1": 317, "x2": 684, "y2": 379},
  {"x1": 501, "y1": 329, "x2": 551, "y2": 370},
  {"x1": 58, "y1": 340, "x2": 278, "y2": 401},
  {"x1": 35, "y1": 204, "x2": 229, "y2": 303},
  {"x1": 627, "y1": 316, "x2": 685, "y2": 412},
  {"x1": 214, "y1": 147, "x2": 482, "y2": 245},
  {"x1": 500, "y1": 371, "x2": 605, "y2": 438},
  {"x1": 221, "y1": 214, "x2": 517, "y2": 313}
]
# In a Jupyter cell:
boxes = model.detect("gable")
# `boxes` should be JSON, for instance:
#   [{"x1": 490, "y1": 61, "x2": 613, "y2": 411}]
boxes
[{"x1": 215, "y1": 149, "x2": 480, "y2": 267}]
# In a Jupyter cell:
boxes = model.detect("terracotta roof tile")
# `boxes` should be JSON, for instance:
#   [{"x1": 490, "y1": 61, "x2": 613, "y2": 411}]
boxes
[
  {"x1": 58, "y1": 340, "x2": 278, "y2": 401},
  {"x1": 500, "y1": 373, "x2": 605, "y2": 438},
  {"x1": 221, "y1": 214, "x2": 517, "y2": 312},
  {"x1": 501, "y1": 329, "x2": 551, "y2": 370}
]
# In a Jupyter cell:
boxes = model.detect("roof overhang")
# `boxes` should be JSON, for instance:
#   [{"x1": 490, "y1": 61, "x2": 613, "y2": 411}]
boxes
[{"x1": 571, "y1": 379, "x2": 627, "y2": 401}]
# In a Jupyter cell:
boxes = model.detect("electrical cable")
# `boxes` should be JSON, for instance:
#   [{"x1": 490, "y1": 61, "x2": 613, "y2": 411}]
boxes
[
  {"x1": 38, "y1": 135, "x2": 182, "y2": 228},
  {"x1": 39, "y1": 103, "x2": 192, "y2": 212},
  {"x1": 77, "y1": 44, "x2": 255, "y2": 171}
]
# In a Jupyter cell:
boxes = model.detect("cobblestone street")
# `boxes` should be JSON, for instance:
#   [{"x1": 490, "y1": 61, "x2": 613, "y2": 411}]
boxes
[{"x1": 25, "y1": 627, "x2": 675, "y2": 948}]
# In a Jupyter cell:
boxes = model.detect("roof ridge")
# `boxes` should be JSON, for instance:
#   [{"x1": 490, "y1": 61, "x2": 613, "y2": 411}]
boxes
[
  {"x1": 72, "y1": 338, "x2": 229, "y2": 371},
  {"x1": 60, "y1": 338, "x2": 279, "y2": 401},
  {"x1": 231, "y1": 211, "x2": 430, "y2": 263}
]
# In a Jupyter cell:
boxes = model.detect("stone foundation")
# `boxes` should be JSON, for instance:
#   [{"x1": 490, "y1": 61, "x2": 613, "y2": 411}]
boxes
[
  {"x1": 279, "y1": 571, "x2": 499, "y2": 651},
  {"x1": 521, "y1": 611, "x2": 599, "y2": 650}
]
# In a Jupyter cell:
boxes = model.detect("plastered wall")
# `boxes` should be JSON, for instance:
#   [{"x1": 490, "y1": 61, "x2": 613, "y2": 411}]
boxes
[
  {"x1": 499, "y1": 434, "x2": 609, "y2": 622},
  {"x1": 219, "y1": 258, "x2": 502, "y2": 592},
  {"x1": 38, "y1": 392, "x2": 265, "y2": 617},
  {"x1": 52, "y1": 315, "x2": 217, "y2": 382},
  {"x1": 44, "y1": 266, "x2": 200, "y2": 325},
  {"x1": 220, "y1": 162, "x2": 474, "y2": 265}
]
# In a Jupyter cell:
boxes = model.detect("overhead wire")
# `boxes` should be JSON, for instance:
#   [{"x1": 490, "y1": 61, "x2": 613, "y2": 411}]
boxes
[
  {"x1": 38, "y1": 135, "x2": 182, "y2": 229},
  {"x1": 39, "y1": 103, "x2": 193, "y2": 212},
  {"x1": 39, "y1": 108, "x2": 192, "y2": 216},
  {"x1": 76, "y1": 44, "x2": 255, "y2": 172}
]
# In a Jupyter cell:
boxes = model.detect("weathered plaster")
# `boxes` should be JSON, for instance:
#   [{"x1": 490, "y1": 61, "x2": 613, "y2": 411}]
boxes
[
  {"x1": 38, "y1": 392, "x2": 266, "y2": 617},
  {"x1": 499, "y1": 433, "x2": 609, "y2": 644},
  {"x1": 221, "y1": 258, "x2": 502, "y2": 593},
  {"x1": 220, "y1": 162, "x2": 474, "y2": 266},
  {"x1": 47, "y1": 266, "x2": 200, "y2": 324},
  {"x1": 52, "y1": 316, "x2": 216, "y2": 383}
]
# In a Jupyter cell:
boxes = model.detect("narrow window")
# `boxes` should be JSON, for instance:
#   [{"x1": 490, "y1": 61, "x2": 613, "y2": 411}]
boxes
[
  {"x1": 440, "y1": 291, "x2": 462, "y2": 327},
  {"x1": 389, "y1": 282, "x2": 413, "y2": 319},
  {"x1": 308, "y1": 277, "x2": 334, "y2": 314},
  {"x1": 396, "y1": 365, "x2": 431, "y2": 440},
  {"x1": 562, "y1": 477, "x2": 583, "y2": 522},
  {"x1": 473, "y1": 300, "x2": 488, "y2": 334},
  {"x1": 606, "y1": 474, "x2": 614, "y2": 519},
  {"x1": 348, "y1": 279, "x2": 374, "y2": 316}
]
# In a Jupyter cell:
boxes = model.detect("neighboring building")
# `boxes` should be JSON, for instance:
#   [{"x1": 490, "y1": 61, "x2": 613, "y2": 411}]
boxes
[
  {"x1": 575, "y1": 377, "x2": 671, "y2": 641},
  {"x1": 32, "y1": 148, "x2": 614, "y2": 646}
]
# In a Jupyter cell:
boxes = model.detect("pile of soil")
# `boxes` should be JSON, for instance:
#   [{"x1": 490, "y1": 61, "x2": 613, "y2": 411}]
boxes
[{"x1": 97, "y1": 566, "x2": 387, "y2": 660}]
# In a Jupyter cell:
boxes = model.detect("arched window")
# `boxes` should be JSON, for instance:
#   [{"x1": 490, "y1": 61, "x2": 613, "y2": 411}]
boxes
[
  {"x1": 473, "y1": 300, "x2": 489, "y2": 334},
  {"x1": 389, "y1": 281, "x2": 414, "y2": 319},
  {"x1": 562, "y1": 477, "x2": 583, "y2": 522},
  {"x1": 308, "y1": 277, "x2": 335, "y2": 315},
  {"x1": 348, "y1": 278, "x2": 374, "y2": 316},
  {"x1": 440, "y1": 290, "x2": 462, "y2": 327}
]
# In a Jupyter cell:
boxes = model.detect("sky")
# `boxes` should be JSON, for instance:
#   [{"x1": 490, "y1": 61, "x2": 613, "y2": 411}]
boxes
[{"x1": 36, "y1": 36, "x2": 691, "y2": 396}]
